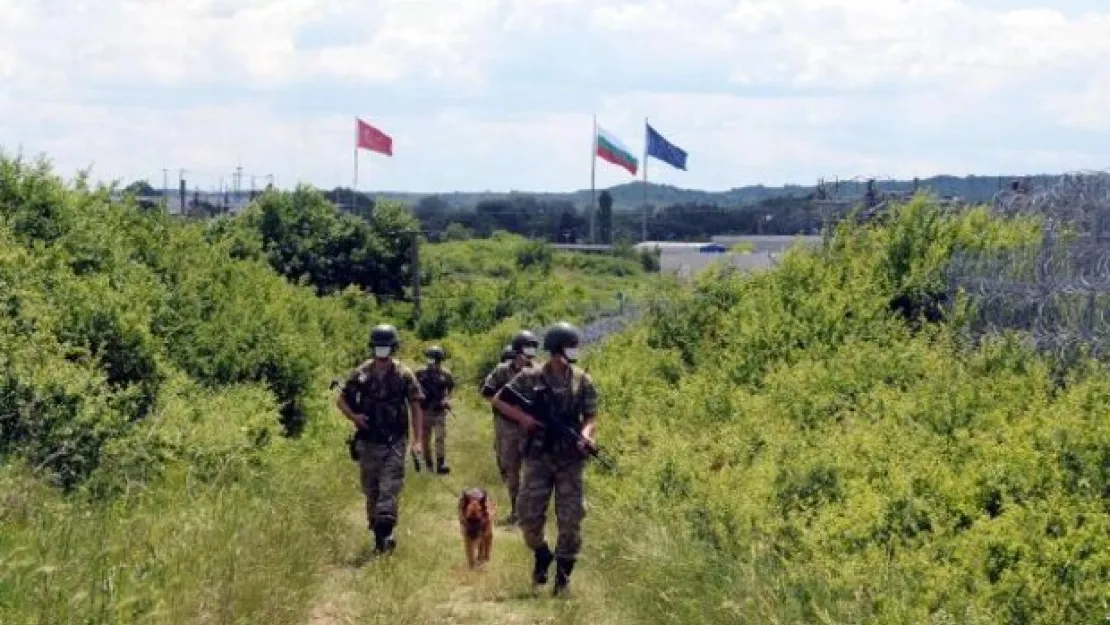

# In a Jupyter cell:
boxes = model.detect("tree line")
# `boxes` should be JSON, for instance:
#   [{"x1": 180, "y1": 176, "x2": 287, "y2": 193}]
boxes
[
  {"x1": 126, "y1": 180, "x2": 837, "y2": 243},
  {"x1": 407, "y1": 191, "x2": 825, "y2": 243}
]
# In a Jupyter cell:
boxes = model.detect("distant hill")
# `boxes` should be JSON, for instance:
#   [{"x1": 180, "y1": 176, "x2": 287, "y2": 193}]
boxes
[
  {"x1": 124, "y1": 173, "x2": 1065, "y2": 215},
  {"x1": 369, "y1": 174, "x2": 1062, "y2": 212}
]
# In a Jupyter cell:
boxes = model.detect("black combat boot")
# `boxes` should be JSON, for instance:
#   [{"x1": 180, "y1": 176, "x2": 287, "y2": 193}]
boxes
[
  {"x1": 372, "y1": 519, "x2": 396, "y2": 554},
  {"x1": 553, "y1": 557, "x2": 576, "y2": 596},
  {"x1": 436, "y1": 457, "x2": 450, "y2": 475},
  {"x1": 531, "y1": 543, "x2": 554, "y2": 588}
]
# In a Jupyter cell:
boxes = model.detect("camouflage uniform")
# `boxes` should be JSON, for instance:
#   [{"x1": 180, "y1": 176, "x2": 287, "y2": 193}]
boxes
[
  {"x1": 339, "y1": 358, "x2": 424, "y2": 535},
  {"x1": 415, "y1": 364, "x2": 455, "y2": 471},
  {"x1": 503, "y1": 361, "x2": 598, "y2": 561},
  {"x1": 481, "y1": 358, "x2": 535, "y2": 520}
]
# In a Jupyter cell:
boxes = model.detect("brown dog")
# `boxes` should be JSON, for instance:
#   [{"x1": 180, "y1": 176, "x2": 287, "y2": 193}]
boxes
[{"x1": 458, "y1": 487, "x2": 494, "y2": 569}]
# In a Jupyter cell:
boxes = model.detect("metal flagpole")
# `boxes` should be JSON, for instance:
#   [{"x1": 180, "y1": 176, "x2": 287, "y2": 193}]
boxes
[
  {"x1": 590, "y1": 114, "x2": 597, "y2": 244},
  {"x1": 353, "y1": 117, "x2": 359, "y2": 211},
  {"x1": 642, "y1": 117, "x2": 649, "y2": 243}
]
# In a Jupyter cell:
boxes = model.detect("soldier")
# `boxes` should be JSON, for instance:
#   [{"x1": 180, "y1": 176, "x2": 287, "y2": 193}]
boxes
[
  {"x1": 335, "y1": 324, "x2": 425, "y2": 554},
  {"x1": 492, "y1": 322, "x2": 598, "y2": 597},
  {"x1": 415, "y1": 345, "x2": 455, "y2": 475},
  {"x1": 480, "y1": 330, "x2": 539, "y2": 526}
]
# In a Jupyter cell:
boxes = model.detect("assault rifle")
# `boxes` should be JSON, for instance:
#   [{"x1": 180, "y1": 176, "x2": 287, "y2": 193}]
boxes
[{"x1": 498, "y1": 384, "x2": 616, "y2": 471}]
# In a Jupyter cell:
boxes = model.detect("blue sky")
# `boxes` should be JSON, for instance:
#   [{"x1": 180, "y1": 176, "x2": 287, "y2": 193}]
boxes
[{"x1": 2, "y1": 0, "x2": 1110, "y2": 193}]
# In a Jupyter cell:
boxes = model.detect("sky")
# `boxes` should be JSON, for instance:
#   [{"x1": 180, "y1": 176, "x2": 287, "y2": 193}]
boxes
[{"x1": 2, "y1": 0, "x2": 1110, "y2": 194}]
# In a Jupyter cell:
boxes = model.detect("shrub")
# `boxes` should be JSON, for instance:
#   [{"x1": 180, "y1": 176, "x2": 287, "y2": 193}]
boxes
[{"x1": 586, "y1": 197, "x2": 1102, "y2": 625}]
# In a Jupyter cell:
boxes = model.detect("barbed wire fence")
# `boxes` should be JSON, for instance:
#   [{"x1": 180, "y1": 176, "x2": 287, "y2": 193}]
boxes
[{"x1": 947, "y1": 171, "x2": 1110, "y2": 368}]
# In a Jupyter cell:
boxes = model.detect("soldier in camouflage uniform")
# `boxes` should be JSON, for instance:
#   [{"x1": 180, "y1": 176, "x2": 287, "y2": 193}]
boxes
[
  {"x1": 492, "y1": 322, "x2": 598, "y2": 596},
  {"x1": 481, "y1": 330, "x2": 540, "y2": 526},
  {"x1": 336, "y1": 324, "x2": 425, "y2": 554},
  {"x1": 415, "y1": 345, "x2": 455, "y2": 475}
]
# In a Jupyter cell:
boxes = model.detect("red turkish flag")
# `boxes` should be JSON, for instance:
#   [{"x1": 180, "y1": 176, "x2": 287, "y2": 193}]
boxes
[{"x1": 356, "y1": 117, "x2": 393, "y2": 156}]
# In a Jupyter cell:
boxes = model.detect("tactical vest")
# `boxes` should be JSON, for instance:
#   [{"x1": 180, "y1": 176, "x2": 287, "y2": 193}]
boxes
[
  {"x1": 530, "y1": 366, "x2": 587, "y2": 454},
  {"x1": 352, "y1": 361, "x2": 409, "y2": 443},
  {"x1": 416, "y1": 368, "x2": 448, "y2": 410}
]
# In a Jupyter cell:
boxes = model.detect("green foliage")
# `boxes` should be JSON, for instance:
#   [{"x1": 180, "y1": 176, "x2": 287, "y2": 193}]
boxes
[
  {"x1": 418, "y1": 233, "x2": 654, "y2": 362},
  {"x1": 587, "y1": 197, "x2": 1104, "y2": 624},
  {"x1": 515, "y1": 239, "x2": 553, "y2": 273},
  {"x1": 217, "y1": 185, "x2": 418, "y2": 298},
  {"x1": 0, "y1": 150, "x2": 665, "y2": 625},
  {"x1": 0, "y1": 154, "x2": 375, "y2": 488},
  {"x1": 443, "y1": 222, "x2": 473, "y2": 241}
]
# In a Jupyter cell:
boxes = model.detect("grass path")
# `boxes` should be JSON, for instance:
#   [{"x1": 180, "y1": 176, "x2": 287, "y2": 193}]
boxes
[{"x1": 303, "y1": 394, "x2": 632, "y2": 625}]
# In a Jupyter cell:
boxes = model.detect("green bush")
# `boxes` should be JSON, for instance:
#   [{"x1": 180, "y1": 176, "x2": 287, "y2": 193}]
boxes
[
  {"x1": 217, "y1": 185, "x2": 418, "y2": 298},
  {"x1": 516, "y1": 239, "x2": 554, "y2": 273},
  {"x1": 0, "y1": 154, "x2": 377, "y2": 487},
  {"x1": 585, "y1": 197, "x2": 1108, "y2": 624}
]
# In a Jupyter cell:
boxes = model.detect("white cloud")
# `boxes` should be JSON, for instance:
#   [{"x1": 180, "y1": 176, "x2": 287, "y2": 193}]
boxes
[
  {"x1": 582, "y1": 0, "x2": 1110, "y2": 92},
  {"x1": 2, "y1": 0, "x2": 505, "y2": 89},
  {"x1": 2, "y1": 0, "x2": 1110, "y2": 192}
]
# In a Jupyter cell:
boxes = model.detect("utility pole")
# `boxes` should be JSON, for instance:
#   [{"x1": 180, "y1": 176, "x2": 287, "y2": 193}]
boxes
[
  {"x1": 162, "y1": 168, "x2": 169, "y2": 210},
  {"x1": 178, "y1": 169, "x2": 186, "y2": 215},
  {"x1": 410, "y1": 230, "x2": 421, "y2": 319},
  {"x1": 234, "y1": 163, "x2": 243, "y2": 209}
]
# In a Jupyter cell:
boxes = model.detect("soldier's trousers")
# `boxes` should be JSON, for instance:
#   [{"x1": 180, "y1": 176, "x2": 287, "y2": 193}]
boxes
[
  {"x1": 421, "y1": 409, "x2": 447, "y2": 461},
  {"x1": 356, "y1": 437, "x2": 406, "y2": 528},
  {"x1": 517, "y1": 448, "x2": 586, "y2": 559},
  {"x1": 493, "y1": 415, "x2": 526, "y2": 513}
]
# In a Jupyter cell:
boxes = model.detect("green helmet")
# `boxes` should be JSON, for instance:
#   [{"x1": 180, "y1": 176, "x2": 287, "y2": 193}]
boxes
[
  {"x1": 542, "y1": 321, "x2": 581, "y2": 354},
  {"x1": 511, "y1": 330, "x2": 539, "y2": 353},
  {"x1": 369, "y1": 324, "x2": 399, "y2": 349},
  {"x1": 425, "y1": 345, "x2": 446, "y2": 361},
  {"x1": 500, "y1": 344, "x2": 516, "y2": 362}
]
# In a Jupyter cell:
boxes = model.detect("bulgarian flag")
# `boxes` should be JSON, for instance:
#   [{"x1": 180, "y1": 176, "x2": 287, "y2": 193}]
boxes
[{"x1": 595, "y1": 125, "x2": 639, "y2": 175}]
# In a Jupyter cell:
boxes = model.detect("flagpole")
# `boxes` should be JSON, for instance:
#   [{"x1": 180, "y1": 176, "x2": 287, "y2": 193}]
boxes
[
  {"x1": 590, "y1": 114, "x2": 597, "y2": 244},
  {"x1": 642, "y1": 117, "x2": 649, "y2": 243},
  {"x1": 353, "y1": 117, "x2": 359, "y2": 211}
]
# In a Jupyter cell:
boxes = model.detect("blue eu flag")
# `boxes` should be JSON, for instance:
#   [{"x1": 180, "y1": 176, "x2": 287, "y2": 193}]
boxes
[{"x1": 645, "y1": 123, "x2": 687, "y2": 171}]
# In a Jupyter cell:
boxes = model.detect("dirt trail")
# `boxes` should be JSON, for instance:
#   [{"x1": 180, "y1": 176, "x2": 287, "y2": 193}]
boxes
[
  {"x1": 303, "y1": 399, "x2": 631, "y2": 625},
  {"x1": 306, "y1": 314, "x2": 639, "y2": 624}
]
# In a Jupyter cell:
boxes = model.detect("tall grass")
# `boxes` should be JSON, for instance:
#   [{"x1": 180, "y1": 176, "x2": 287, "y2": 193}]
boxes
[{"x1": 0, "y1": 432, "x2": 356, "y2": 625}]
